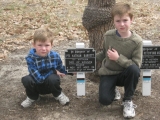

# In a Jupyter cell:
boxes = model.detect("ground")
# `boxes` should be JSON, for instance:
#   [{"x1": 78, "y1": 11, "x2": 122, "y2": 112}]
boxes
[{"x1": 0, "y1": 0, "x2": 160, "y2": 120}]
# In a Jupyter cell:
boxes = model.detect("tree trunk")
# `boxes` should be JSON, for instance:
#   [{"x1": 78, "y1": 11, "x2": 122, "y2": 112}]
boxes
[{"x1": 82, "y1": 0, "x2": 115, "y2": 82}]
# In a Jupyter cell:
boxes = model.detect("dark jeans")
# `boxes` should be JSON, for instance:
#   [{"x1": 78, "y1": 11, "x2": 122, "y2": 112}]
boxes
[
  {"x1": 99, "y1": 65, "x2": 140, "y2": 105},
  {"x1": 21, "y1": 74, "x2": 62, "y2": 100}
]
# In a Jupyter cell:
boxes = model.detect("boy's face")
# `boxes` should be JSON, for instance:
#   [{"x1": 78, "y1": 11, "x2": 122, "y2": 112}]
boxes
[
  {"x1": 33, "y1": 40, "x2": 52, "y2": 57},
  {"x1": 114, "y1": 14, "x2": 132, "y2": 34}
]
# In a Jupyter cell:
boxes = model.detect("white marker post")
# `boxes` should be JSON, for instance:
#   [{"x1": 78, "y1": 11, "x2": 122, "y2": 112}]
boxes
[
  {"x1": 76, "y1": 43, "x2": 85, "y2": 96},
  {"x1": 142, "y1": 40, "x2": 152, "y2": 96}
]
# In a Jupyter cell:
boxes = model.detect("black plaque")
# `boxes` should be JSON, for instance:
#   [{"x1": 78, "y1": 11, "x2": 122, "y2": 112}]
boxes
[
  {"x1": 141, "y1": 46, "x2": 160, "y2": 69},
  {"x1": 65, "y1": 48, "x2": 96, "y2": 72}
]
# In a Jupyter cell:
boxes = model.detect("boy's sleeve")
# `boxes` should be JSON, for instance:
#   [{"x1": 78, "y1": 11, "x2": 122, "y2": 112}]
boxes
[
  {"x1": 56, "y1": 53, "x2": 74, "y2": 75},
  {"x1": 56, "y1": 54, "x2": 67, "y2": 74},
  {"x1": 116, "y1": 41, "x2": 143, "y2": 68},
  {"x1": 96, "y1": 41, "x2": 106, "y2": 62},
  {"x1": 26, "y1": 57, "x2": 53, "y2": 83}
]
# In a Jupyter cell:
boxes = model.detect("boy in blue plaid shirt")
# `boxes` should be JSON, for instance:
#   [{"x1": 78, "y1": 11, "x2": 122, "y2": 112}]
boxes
[{"x1": 21, "y1": 27, "x2": 71, "y2": 108}]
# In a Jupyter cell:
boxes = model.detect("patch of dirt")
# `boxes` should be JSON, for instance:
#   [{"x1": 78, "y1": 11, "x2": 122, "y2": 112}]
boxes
[
  {"x1": 0, "y1": 0, "x2": 160, "y2": 120},
  {"x1": 1, "y1": 39, "x2": 160, "y2": 120}
]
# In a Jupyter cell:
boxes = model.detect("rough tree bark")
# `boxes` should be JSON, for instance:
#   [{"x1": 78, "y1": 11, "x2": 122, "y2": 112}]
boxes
[{"x1": 82, "y1": 0, "x2": 115, "y2": 82}]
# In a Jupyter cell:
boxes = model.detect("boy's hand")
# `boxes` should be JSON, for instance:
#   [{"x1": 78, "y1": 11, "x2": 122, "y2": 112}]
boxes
[
  {"x1": 56, "y1": 70, "x2": 65, "y2": 78},
  {"x1": 107, "y1": 48, "x2": 119, "y2": 61}
]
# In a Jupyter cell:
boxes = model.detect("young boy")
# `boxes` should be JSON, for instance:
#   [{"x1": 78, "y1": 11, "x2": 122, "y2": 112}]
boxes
[
  {"x1": 21, "y1": 27, "x2": 70, "y2": 108},
  {"x1": 96, "y1": 3, "x2": 143, "y2": 118}
]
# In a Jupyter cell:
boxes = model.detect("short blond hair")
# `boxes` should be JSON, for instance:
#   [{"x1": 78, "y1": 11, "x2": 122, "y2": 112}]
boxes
[
  {"x1": 111, "y1": 3, "x2": 133, "y2": 19},
  {"x1": 33, "y1": 27, "x2": 54, "y2": 45}
]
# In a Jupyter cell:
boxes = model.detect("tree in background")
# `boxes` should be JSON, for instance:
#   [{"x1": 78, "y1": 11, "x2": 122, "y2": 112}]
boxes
[{"x1": 82, "y1": 0, "x2": 115, "y2": 82}]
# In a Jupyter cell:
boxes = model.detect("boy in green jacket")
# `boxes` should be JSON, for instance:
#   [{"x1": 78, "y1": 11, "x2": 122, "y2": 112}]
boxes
[{"x1": 96, "y1": 3, "x2": 143, "y2": 118}]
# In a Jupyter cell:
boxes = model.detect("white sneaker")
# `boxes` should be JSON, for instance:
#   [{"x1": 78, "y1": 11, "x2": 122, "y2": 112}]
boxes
[
  {"x1": 54, "y1": 92, "x2": 69, "y2": 105},
  {"x1": 122, "y1": 100, "x2": 137, "y2": 118},
  {"x1": 114, "y1": 88, "x2": 121, "y2": 100},
  {"x1": 21, "y1": 97, "x2": 40, "y2": 108}
]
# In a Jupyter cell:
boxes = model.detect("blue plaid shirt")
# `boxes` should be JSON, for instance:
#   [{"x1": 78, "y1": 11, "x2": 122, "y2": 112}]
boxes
[{"x1": 25, "y1": 48, "x2": 67, "y2": 84}]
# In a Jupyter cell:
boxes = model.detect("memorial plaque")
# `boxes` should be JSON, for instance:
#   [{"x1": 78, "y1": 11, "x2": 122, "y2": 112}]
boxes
[
  {"x1": 141, "y1": 46, "x2": 160, "y2": 69},
  {"x1": 65, "y1": 48, "x2": 96, "y2": 72}
]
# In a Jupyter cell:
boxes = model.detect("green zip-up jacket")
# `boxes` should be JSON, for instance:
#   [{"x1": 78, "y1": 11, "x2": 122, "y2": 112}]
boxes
[{"x1": 96, "y1": 29, "x2": 143, "y2": 75}]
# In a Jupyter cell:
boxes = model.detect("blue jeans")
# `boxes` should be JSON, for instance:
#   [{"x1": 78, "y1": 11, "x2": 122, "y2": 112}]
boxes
[
  {"x1": 99, "y1": 65, "x2": 140, "y2": 105},
  {"x1": 21, "y1": 74, "x2": 62, "y2": 100}
]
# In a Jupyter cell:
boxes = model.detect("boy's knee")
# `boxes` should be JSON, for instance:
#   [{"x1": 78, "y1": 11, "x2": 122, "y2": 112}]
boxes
[
  {"x1": 21, "y1": 75, "x2": 34, "y2": 87},
  {"x1": 99, "y1": 95, "x2": 112, "y2": 106},
  {"x1": 47, "y1": 74, "x2": 60, "y2": 85},
  {"x1": 128, "y1": 65, "x2": 140, "y2": 74}
]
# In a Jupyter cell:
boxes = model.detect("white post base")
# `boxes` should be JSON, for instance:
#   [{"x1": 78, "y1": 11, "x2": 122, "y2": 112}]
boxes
[
  {"x1": 77, "y1": 72, "x2": 85, "y2": 96},
  {"x1": 142, "y1": 70, "x2": 151, "y2": 96}
]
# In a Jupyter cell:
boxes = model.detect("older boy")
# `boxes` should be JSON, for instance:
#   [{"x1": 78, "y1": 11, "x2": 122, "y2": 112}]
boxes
[
  {"x1": 96, "y1": 3, "x2": 143, "y2": 118},
  {"x1": 21, "y1": 27, "x2": 70, "y2": 108}
]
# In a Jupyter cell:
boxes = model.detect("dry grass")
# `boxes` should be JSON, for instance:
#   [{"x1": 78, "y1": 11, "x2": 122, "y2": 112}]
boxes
[{"x1": 0, "y1": 0, "x2": 160, "y2": 60}]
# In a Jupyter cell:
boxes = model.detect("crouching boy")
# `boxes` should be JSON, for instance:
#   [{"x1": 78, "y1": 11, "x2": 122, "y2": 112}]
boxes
[{"x1": 21, "y1": 27, "x2": 70, "y2": 108}]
